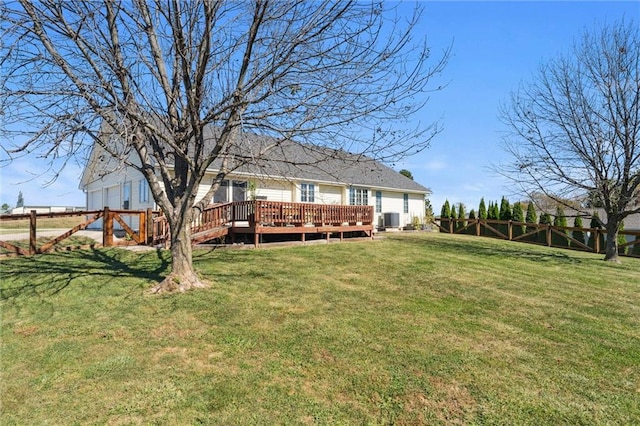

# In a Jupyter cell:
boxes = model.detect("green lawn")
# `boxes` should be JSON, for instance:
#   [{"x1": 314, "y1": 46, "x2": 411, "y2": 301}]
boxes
[{"x1": 1, "y1": 233, "x2": 639, "y2": 424}]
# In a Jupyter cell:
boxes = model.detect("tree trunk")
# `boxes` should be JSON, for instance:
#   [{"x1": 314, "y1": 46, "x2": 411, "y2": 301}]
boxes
[
  {"x1": 151, "y1": 214, "x2": 209, "y2": 293},
  {"x1": 603, "y1": 219, "x2": 620, "y2": 263}
]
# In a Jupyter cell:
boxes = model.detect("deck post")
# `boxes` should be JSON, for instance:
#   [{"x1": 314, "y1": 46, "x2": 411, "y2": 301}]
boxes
[
  {"x1": 326, "y1": 231, "x2": 330, "y2": 242},
  {"x1": 29, "y1": 210, "x2": 37, "y2": 255},
  {"x1": 254, "y1": 229, "x2": 259, "y2": 248},
  {"x1": 103, "y1": 207, "x2": 113, "y2": 247},
  {"x1": 301, "y1": 232, "x2": 306, "y2": 244}
]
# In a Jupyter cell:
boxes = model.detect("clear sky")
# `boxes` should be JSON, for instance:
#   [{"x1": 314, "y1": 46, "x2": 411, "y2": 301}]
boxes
[{"x1": 1, "y1": 1, "x2": 638, "y2": 211}]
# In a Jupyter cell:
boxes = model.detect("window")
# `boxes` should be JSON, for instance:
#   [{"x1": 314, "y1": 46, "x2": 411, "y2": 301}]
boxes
[
  {"x1": 375, "y1": 191, "x2": 382, "y2": 213},
  {"x1": 403, "y1": 193, "x2": 409, "y2": 214},
  {"x1": 122, "y1": 182, "x2": 131, "y2": 210},
  {"x1": 213, "y1": 180, "x2": 229, "y2": 204},
  {"x1": 300, "y1": 183, "x2": 315, "y2": 203},
  {"x1": 232, "y1": 181, "x2": 247, "y2": 202},
  {"x1": 138, "y1": 179, "x2": 149, "y2": 203},
  {"x1": 349, "y1": 187, "x2": 368, "y2": 206}
]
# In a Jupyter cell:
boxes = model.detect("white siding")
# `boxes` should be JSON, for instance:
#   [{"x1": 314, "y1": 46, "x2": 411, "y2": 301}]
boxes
[
  {"x1": 317, "y1": 185, "x2": 343, "y2": 204},
  {"x1": 104, "y1": 185, "x2": 120, "y2": 209},
  {"x1": 372, "y1": 191, "x2": 424, "y2": 228},
  {"x1": 407, "y1": 193, "x2": 425, "y2": 225},
  {"x1": 255, "y1": 180, "x2": 293, "y2": 202}
]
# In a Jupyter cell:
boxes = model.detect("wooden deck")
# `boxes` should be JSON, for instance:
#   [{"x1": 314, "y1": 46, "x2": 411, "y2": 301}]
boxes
[
  {"x1": 0, "y1": 201, "x2": 374, "y2": 257},
  {"x1": 154, "y1": 200, "x2": 375, "y2": 247}
]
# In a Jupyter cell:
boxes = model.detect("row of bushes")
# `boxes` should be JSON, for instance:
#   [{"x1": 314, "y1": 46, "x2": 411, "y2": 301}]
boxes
[{"x1": 439, "y1": 197, "x2": 640, "y2": 256}]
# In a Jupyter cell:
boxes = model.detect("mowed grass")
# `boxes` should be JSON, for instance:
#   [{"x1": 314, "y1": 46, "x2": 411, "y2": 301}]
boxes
[
  {"x1": 0, "y1": 215, "x2": 87, "y2": 232},
  {"x1": 1, "y1": 233, "x2": 639, "y2": 424}
]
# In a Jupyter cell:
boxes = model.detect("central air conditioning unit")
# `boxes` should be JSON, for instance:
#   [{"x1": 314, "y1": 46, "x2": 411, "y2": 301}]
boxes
[{"x1": 383, "y1": 212, "x2": 400, "y2": 228}]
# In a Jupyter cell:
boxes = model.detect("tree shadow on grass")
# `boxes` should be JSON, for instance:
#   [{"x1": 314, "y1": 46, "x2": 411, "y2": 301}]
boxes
[
  {"x1": 0, "y1": 248, "x2": 170, "y2": 301},
  {"x1": 398, "y1": 234, "x2": 586, "y2": 265}
]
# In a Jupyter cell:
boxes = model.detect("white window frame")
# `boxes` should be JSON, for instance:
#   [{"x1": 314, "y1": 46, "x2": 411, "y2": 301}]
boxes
[
  {"x1": 122, "y1": 182, "x2": 131, "y2": 210},
  {"x1": 403, "y1": 193, "x2": 409, "y2": 214},
  {"x1": 349, "y1": 187, "x2": 369, "y2": 206},
  {"x1": 300, "y1": 183, "x2": 315, "y2": 203},
  {"x1": 375, "y1": 191, "x2": 382, "y2": 213},
  {"x1": 139, "y1": 179, "x2": 149, "y2": 203}
]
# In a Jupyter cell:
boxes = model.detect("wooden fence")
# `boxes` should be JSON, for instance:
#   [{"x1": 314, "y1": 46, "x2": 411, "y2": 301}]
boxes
[
  {"x1": 0, "y1": 208, "x2": 155, "y2": 257},
  {"x1": 436, "y1": 217, "x2": 640, "y2": 258}
]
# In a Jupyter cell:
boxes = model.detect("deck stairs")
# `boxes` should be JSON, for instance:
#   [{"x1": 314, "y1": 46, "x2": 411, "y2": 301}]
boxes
[{"x1": 191, "y1": 225, "x2": 230, "y2": 244}]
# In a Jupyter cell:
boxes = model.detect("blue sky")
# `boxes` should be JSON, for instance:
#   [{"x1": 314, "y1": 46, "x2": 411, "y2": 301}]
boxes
[{"x1": 1, "y1": 1, "x2": 638, "y2": 211}]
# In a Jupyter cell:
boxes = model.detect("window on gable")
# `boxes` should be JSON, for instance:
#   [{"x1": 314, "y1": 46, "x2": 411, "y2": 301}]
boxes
[
  {"x1": 301, "y1": 183, "x2": 315, "y2": 203},
  {"x1": 349, "y1": 187, "x2": 368, "y2": 206}
]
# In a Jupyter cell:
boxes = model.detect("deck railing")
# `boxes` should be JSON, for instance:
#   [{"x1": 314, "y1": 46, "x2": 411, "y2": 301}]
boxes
[
  {"x1": 152, "y1": 200, "x2": 374, "y2": 244},
  {"x1": 252, "y1": 200, "x2": 373, "y2": 227}
]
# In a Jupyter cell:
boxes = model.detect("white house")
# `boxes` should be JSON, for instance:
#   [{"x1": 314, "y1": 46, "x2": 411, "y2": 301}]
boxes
[{"x1": 79, "y1": 128, "x2": 430, "y2": 230}]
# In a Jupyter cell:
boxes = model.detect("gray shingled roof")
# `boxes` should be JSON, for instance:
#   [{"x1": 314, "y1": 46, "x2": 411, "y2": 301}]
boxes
[{"x1": 204, "y1": 129, "x2": 430, "y2": 193}]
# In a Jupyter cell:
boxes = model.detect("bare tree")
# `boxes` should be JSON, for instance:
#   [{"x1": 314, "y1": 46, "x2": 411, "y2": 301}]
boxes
[
  {"x1": 499, "y1": 20, "x2": 640, "y2": 262},
  {"x1": 1, "y1": 1, "x2": 448, "y2": 291}
]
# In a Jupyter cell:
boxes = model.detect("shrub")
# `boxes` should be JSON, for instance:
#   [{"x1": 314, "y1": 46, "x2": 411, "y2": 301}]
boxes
[
  {"x1": 552, "y1": 206, "x2": 569, "y2": 247},
  {"x1": 468, "y1": 209, "x2": 477, "y2": 235},
  {"x1": 457, "y1": 203, "x2": 466, "y2": 232},
  {"x1": 478, "y1": 198, "x2": 487, "y2": 220},
  {"x1": 572, "y1": 216, "x2": 586, "y2": 247},
  {"x1": 539, "y1": 212, "x2": 552, "y2": 244},
  {"x1": 618, "y1": 222, "x2": 628, "y2": 255},
  {"x1": 525, "y1": 202, "x2": 538, "y2": 242},
  {"x1": 512, "y1": 202, "x2": 525, "y2": 238},
  {"x1": 441, "y1": 200, "x2": 451, "y2": 233}
]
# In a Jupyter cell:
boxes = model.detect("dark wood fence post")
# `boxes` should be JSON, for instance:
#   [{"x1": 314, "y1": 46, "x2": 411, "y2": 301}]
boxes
[
  {"x1": 103, "y1": 207, "x2": 113, "y2": 247},
  {"x1": 29, "y1": 210, "x2": 37, "y2": 255},
  {"x1": 146, "y1": 208, "x2": 153, "y2": 244}
]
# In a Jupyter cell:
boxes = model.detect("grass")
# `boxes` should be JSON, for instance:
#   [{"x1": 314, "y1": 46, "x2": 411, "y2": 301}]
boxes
[
  {"x1": 0, "y1": 215, "x2": 87, "y2": 232},
  {"x1": 0, "y1": 236, "x2": 99, "y2": 256},
  {"x1": 1, "y1": 232, "x2": 639, "y2": 424}
]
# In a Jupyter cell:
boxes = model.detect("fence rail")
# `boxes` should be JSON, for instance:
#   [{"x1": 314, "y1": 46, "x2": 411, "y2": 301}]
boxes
[
  {"x1": 0, "y1": 208, "x2": 155, "y2": 257},
  {"x1": 436, "y1": 217, "x2": 640, "y2": 257}
]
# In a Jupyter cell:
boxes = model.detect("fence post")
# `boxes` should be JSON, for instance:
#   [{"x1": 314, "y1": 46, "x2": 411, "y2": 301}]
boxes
[
  {"x1": 146, "y1": 208, "x2": 153, "y2": 244},
  {"x1": 139, "y1": 210, "x2": 146, "y2": 245},
  {"x1": 508, "y1": 220, "x2": 513, "y2": 241},
  {"x1": 103, "y1": 207, "x2": 113, "y2": 247},
  {"x1": 546, "y1": 224, "x2": 552, "y2": 247},
  {"x1": 476, "y1": 219, "x2": 480, "y2": 236},
  {"x1": 29, "y1": 210, "x2": 37, "y2": 255},
  {"x1": 595, "y1": 229, "x2": 600, "y2": 253}
]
